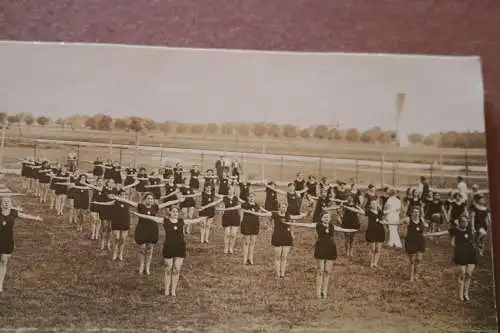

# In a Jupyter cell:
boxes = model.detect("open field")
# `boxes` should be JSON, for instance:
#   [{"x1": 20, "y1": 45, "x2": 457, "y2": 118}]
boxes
[
  {"x1": 0, "y1": 174, "x2": 496, "y2": 332},
  {"x1": 0, "y1": 130, "x2": 490, "y2": 190},
  {"x1": 4, "y1": 125, "x2": 487, "y2": 166}
]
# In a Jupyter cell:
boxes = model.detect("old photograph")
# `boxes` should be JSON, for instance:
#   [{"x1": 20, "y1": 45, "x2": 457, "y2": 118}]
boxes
[{"x1": 0, "y1": 41, "x2": 495, "y2": 332}]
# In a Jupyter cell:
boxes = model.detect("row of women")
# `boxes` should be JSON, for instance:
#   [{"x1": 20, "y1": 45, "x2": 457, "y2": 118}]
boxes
[{"x1": 4, "y1": 156, "x2": 491, "y2": 301}]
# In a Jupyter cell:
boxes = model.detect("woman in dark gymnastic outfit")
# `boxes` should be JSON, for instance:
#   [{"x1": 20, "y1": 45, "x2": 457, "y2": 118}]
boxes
[
  {"x1": 240, "y1": 192, "x2": 272, "y2": 265},
  {"x1": 189, "y1": 164, "x2": 201, "y2": 191},
  {"x1": 20, "y1": 157, "x2": 33, "y2": 192},
  {"x1": 285, "y1": 211, "x2": 357, "y2": 298},
  {"x1": 198, "y1": 186, "x2": 223, "y2": 244},
  {"x1": 37, "y1": 160, "x2": 52, "y2": 204},
  {"x1": 264, "y1": 181, "x2": 279, "y2": 213},
  {"x1": 339, "y1": 195, "x2": 364, "y2": 257},
  {"x1": 134, "y1": 168, "x2": 149, "y2": 201},
  {"x1": 451, "y1": 214, "x2": 477, "y2": 301},
  {"x1": 162, "y1": 165, "x2": 174, "y2": 180},
  {"x1": 102, "y1": 187, "x2": 136, "y2": 261},
  {"x1": 52, "y1": 165, "x2": 71, "y2": 216},
  {"x1": 470, "y1": 195, "x2": 491, "y2": 256},
  {"x1": 162, "y1": 176, "x2": 179, "y2": 206},
  {"x1": 179, "y1": 178, "x2": 201, "y2": 235},
  {"x1": 89, "y1": 177, "x2": 105, "y2": 240},
  {"x1": 309, "y1": 188, "x2": 335, "y2": 223},
  {"x1": 235, "y1": 176, "x2": 265, "y2": 203},
  {"x1": 218, "y1": 186, "x2": 245, "y2": 254},
  {"x1": 448, "y1": 191, "x2": 468, "y2": 236},
  {"x1": 113, "y1": 192, "x2": 183, "y2": 275},
  {"x1": 122, "y1": 163, "x2": 137, "y2": 197},
  {"x1": 102, "y1": 159, "x2": 113, "y2": 180},
  {"x1": 401, "y1": 206, "x2": 428, "y2": 282},
  {"x1": 111, "y1": 162, "x2": 122, "y2": 186},
  {"x1": 61, "y1": 174, "x2": 92, "y2": 232},
  {"x1": 30, "y1": 159, "x2": 42, "y2": 197},
  {"x1": 423, "y1": 192, "x2": 448, "y2": 243},
  {"x1": 365, "y1": 199, "x2": 386, "y2": 268},
  {"x1": 173, "y1": 163, "x2": 185, "y2": 185},
  {"x1": 270, "y1": 202, "x2": 306, "y2": 278},
  {"x1": 265, "y1": 182, "x2": 308, "y2": 216},
  {"x1": 305, "y1": 176, "x2": 318, "y2": 216},
  {"x1": 145, "y1": 171, "x2": 163, "y2": 204},
  {"x1": 133, "y1": 207, "x2": 206, "y2": 296},
  {"x1": 404, "y1": 189, "x2": 421, "y2": 217},
  {"x1": 203, "y1": 169, "x2": 217, "y2": 191},
  {"x1": 94, "y1": 179, "x2": 119, "y2": 251},
  {"x1": 92, "y1": 158, "x2": 104, "y2": 178},
  {"x1": 218, "y1": 169, "x2": 231, "y2": 196},
  {"x1": 0, "y1": 196, "x2": 43, "y2": 293},
  {"x1": 363, "y1": 184, "x2": 378, "y2": 213}
]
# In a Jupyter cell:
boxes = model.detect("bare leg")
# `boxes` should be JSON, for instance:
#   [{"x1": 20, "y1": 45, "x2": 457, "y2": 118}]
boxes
[
  {"x1": 458, "y1": 266, "x2": 466, "y2": 301},
  {"x1": 273, "y1": 247, "x2": 282, "y2": 277},
  {"x1": 414, "y1": 253, "x2": 423, "y2": 280},
  {"x1": 322, "y1": 260, "x2": 333, "y2": 298},
  {"x1": 164, "y1": 258, "x2": 173, "y2": 296},
  {"x1": 0, "y1": 255, "x2": 10, "y2": 293},
  {"x1": 112, "y1": 231, "x2": 120, "y2": 260},
  {"x1": 409, "y1": 254, "x2": 415, "y2": 282},
  {"x1": 138, "y1": 244, "x2": 146, "y2": 275},
  {"x1": 464, "y1": 264, "x2": 475, "y2": 301},
  {"x1": 119, "y1": 231, "x2": 128, "y2": 261},
  {"x1": 224, "y1": 227, "x2": 230, "y2": 254},
  {"x1": 242, "y1": 236, "x2": 250, "y2": 264},
  {"x1": 183, "y1": 208, "x2": 191, "y2": 234},
  {"x1": 200, "y1": 220, "x2": 206, "y2": 244},
  {"x1": 171, "y1": 258, "x2": 184, "y2": 297},
  {"x1": 145, "y1": 244, "x2": 154, "y2": 275},
  {"x1": 280, "y1": 246, "x2": 291, "y2": 277},
  {"x1": 229, "y1": 226, "x2": 238, "y2": 254},
  {"x1": 316, "y1": 260, "x2": 325, "y2": 298},
  {"x1": 204, "y1": 218, "x2": 213, "y2": 243},
  {"x1": 369, "y1": 243, "x2": 376, "y2": 267},
  {"x1": 248, "y1": 235, "x2": 257, "y2": 264},
  {"x1": 373, "y1": 243, "x2": 382, "y2": 267}
]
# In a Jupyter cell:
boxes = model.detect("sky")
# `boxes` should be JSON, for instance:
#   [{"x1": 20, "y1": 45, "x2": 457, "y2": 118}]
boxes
[{"x1": 0, "y1": 41, "x2": 485, "y2": 136}]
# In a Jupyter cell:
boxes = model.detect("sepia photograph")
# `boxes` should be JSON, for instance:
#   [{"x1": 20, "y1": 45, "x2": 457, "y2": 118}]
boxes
[{"x1": 0, "y1": 40, "x2": 495, "y2": 332}]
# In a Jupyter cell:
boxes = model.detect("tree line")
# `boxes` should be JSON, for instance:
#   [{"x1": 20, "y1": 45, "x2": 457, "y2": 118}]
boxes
[{"x1": 0, "y1": 112, "x2": 486, "y2": 149}]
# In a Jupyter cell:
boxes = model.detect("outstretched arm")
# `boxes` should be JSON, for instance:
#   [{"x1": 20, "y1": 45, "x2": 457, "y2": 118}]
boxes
[
  {"x1": 18, "y1": 212, "x2": 43, "y2": 221},
  {"x1": 123, "y1": 180, "x2": 140, "y2": 190},
  {"x1": 199, "y1": 198, "x2": 224, "y2": 211},
  {"x1": 109, "y1": 195, "x2": 138, "y2": 208},
  {"x1": 131, "y1": 212, "x2": 164, "y2": 224},
  {"x1": 289, "y1": 213, "x2": 307, "y2": 220},
  {"x1": 184, "y1": 216, "x2": 208, "y2": 225},
  {"x1": 241, "y1": 209, "x2": 272, "y2": 217},
  {"x1": 158, "y1": 197, "x2": 184, "y2": 210},
  {"x1": 284, "y1": 221, "x2": 315, "y2": 228}
]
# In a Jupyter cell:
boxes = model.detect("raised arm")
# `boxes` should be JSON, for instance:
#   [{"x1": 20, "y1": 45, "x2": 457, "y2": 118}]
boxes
[{"x1": 342, "y1": 205, "x2": 365, "y2": 215}]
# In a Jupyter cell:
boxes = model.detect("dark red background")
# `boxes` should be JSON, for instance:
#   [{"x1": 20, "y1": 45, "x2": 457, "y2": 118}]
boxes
[{"x1": 1, "y1": 0, "x2": 499, "y2": 320}]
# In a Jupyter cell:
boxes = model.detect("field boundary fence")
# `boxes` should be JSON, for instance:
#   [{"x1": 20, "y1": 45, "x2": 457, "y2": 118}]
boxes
[{"x1": 0, "y1": 138, "x2": 489, "y2": 194}]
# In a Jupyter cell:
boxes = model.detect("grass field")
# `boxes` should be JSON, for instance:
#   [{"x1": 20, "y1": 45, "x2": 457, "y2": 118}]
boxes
[
  {"x1": 0, "y1": 133, "x2": 490, "y2": 190},
  {"x1": 0, "y1": 174, "x2": 496, "y2": 332},
  {"x1": 5, "y1": 125, "x2": 487, "y2": 166}
]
